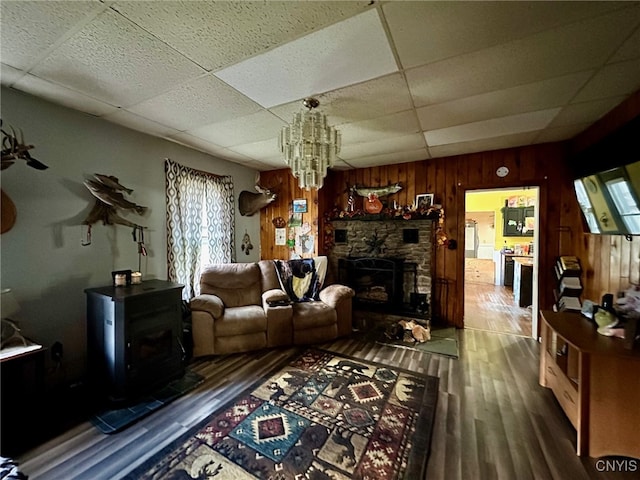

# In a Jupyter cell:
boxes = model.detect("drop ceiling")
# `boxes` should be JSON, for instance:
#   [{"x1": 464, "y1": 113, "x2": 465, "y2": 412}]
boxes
[{"x1": 2, "y1": 1, "x2": 639, "y2": 171}]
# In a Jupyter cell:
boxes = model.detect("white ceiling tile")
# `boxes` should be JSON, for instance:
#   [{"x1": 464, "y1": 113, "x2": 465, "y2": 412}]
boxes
[
  {"x1": 127, "y1": 75, "x2": 262, "y2": 131},
  {"x1": 187, "y1": 111, "x2": 285, "y2": 148},
  {"x1": 406, "y1": 6, "x2": 640, "y2": 108},
  {"x1": 30, "y1": 9, "x2": 205, "y2": 107},
  {"x1": 429, "y1": 131, "x2": 539, "y2": 159},
  {"x1": 417, "y1": 71, "x2": 593, "y2": 131},
  {"x1": 339, "y1": 110, "x2": 420, "y2": 145},
  {"x1": 243, "y1": 160, "x2": 275, "y2": 172},
  {"x1": 112, "y1": 1, "x2": 372, "y2": 71},
  {"x1": 0, "y1": 1, "x2": 104, "y2": 70},
  {"x1": 404, "y1": 48, "x2": 523, "y2": 109},
  {"x1": 425, "y1": 108, "x2": 561, "y2": 147},
  {"x1": 534, "y1": 124, "x2": 590, "y2": 144},
  {"x1": 255, "y1": 155, "x2": 287, "y2": 170},
  {"x1": 340, "y1": 134, "x2": 425, "y2": 160},
  {"x1": 228, "y1": 138, "x2": 281, "y2": 161},
  {"x1": 270, "y1": 74, "x2": 414, "y2": 125},
  {"x1": 12, "y1": 74, "x2": 118, "y2": 117},
  {"x1": 383, "y1": 1, "x2": 625, "y2": 69},
  {"x1": 549, "y1": 97, "x2": 626, "y2": 128},
  {"x1": 573, "y1": 59, "x2": 640, "y2": 103},
  {"x1": 169, "y1": 132, "x2": 230, "y2": 155},
  {"x1": 344, "y1": 148, "x2": 429, "y2": 168},
  {"x1": 220, "y1": 149, "x2": 262, "y2": 165},
  {"x1": 102, "y1": 109, "x2": 180, "y2": 138},
  {"x1": 214, "y1": 9, "x2": 398, "y2": 108},
  {"x1": 168, "y1": 134, "x2": 260, "y2": 167},
  {"x1": 331, "y1": 159, "x2": 353, "y2": 171}
]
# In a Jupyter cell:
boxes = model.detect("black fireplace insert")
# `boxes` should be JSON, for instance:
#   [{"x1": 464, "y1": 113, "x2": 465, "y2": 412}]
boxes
[
  {"x1": 338, "y1": 257, "x2": 405, "y2": 306},
  {"x1": 338, "y1": 257, "x2": 430, "y2": 320}
]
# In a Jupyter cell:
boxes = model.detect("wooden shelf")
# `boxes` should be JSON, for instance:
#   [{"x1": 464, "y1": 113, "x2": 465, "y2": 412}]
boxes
[
  {"x1": 553, "y1": 256, "x2": 583, "y2": 312},
  {"x1": 540, "y1": 310, "x2": 640, "y2": 458}
]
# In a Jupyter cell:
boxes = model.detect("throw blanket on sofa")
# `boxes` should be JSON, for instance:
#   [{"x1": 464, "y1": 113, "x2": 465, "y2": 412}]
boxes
[{"x1": 274, "y1": 257, "x2": 327, "y2": 302}]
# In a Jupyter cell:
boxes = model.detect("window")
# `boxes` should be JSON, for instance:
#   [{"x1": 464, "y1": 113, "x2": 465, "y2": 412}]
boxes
[
  {"x1": 574, "y1": 179, "x2": 600, "y2": 233},
  {"x1": 165, "y1": 159, "x2": 235, "y2": 299},
  {"x1": 604, "y1": 177, "x2": 640, "y2": 234}
]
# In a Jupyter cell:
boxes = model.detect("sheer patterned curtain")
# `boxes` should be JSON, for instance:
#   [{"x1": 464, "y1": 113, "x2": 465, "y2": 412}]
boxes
[{"x1": 165, "y1": 159, "x2": 235, "y2": 299}]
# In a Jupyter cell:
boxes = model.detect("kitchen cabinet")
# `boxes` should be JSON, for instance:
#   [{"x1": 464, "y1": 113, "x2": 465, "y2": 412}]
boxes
[
  {"x1": 503, "y1": 206, "x2": 534, "y2": 237},
  {"x1": 513, "y1": 257, "x2": 533, "y2": 307},
  {"x1": 500, "y1": 253, "x2": 532, "y2": 287}
]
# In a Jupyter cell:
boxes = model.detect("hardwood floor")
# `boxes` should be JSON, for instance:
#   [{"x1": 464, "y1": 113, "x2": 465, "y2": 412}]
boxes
[
  {"x1": 16, "y1": 329, "x2": 637, "y2": 479},
  {"x1": 464, "y1": 280, "x2": 533, "y2": 337}
]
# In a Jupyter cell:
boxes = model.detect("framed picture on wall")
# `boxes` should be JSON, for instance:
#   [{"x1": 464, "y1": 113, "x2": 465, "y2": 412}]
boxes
[
  {"x1": 415, "y1": 193, "x2": 434, "y2": 209},
  {"x1": 292, "y1": 199, "x2": 307, "y2": 213}
]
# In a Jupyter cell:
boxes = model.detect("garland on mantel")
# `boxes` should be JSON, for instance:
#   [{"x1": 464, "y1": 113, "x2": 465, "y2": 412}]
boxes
[{"x1": 325, "y1": 205, "x2": 441, "y2": 222}]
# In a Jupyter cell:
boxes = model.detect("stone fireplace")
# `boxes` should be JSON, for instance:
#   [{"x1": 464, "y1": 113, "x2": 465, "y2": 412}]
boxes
[{"x1": 327, "y1": 219, "x2": 434, "y2": 319}]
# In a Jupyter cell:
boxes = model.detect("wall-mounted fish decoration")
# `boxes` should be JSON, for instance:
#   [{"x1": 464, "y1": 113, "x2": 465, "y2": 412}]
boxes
[
  {"x1": 93, "y1": 174, "x2": 133, "y2": 195},
  {"x1": 82, "y1": 174, "x2": 147, "y2": 237},
  {"x1": 353, "y1": 183, "x2": 402, "y2": 198},
  {"x1": 84, "y1": 178, "x2": 146, "y2": 215}
]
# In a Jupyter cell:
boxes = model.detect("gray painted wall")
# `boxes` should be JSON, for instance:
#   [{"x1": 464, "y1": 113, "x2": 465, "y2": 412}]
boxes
[{"x1": 1, "y1": 87, "x2": 262, "y2": 385}]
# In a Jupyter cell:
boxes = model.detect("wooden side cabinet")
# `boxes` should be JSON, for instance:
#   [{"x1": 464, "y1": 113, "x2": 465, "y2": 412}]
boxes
[{"x1": 539, "y1": 310, "x2": 640, "y2": 458}]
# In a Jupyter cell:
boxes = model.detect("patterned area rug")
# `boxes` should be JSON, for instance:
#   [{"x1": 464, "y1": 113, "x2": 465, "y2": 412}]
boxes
[{"x1": 126, "y1": 349, "x2": 438, "y2": 479}]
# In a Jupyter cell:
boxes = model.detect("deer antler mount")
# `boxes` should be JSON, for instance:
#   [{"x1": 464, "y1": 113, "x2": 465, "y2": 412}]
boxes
[{"x1": 1, "y1": 120, "x2": 48, "y2": 171}]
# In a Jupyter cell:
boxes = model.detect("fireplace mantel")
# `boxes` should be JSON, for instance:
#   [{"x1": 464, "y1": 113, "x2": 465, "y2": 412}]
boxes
[{"x1": 326, "y1": 211, "x2": 439, "y2": 222}]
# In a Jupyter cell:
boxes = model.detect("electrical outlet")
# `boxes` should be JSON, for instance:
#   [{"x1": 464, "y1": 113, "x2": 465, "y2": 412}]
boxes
[{"x1": 51, "y1": 341, "x2": 63, "y2": 362}]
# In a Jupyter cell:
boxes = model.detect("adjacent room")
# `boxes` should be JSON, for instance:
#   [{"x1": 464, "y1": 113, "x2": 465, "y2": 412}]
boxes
[
  {"x1": 464, "y1": 188, "x2": 539, "y2": 338},
  {"x1": 1, "y1": 2, "x2": 639, "y2": 479}
]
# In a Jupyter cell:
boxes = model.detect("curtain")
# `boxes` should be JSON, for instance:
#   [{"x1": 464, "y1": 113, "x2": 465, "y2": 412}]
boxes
[{"x1": 165, "y1": 159, "x2": 235, "y2": 299}]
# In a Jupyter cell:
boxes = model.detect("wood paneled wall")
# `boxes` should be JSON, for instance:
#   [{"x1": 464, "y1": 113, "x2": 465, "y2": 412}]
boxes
[
  {"x1": 260, "y1": 92, "x2": 640, "y2": 329},
  {"x1": 258, "y1": 171, "x2": 321, "y2": 261}
]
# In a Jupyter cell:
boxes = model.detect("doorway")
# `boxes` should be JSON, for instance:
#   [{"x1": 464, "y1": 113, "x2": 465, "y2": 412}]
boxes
[{"x1": 463, "y1": 188, "x2": 539, "y2": 338}]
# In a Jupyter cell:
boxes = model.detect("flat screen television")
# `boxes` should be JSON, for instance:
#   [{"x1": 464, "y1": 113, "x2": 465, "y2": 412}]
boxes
[{"x1": 574, "y1": 160, "x2": 640, "y2": 235}]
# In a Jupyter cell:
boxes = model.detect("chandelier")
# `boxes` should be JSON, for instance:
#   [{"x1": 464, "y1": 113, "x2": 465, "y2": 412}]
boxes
[{"x1": 279, "y1": 98, "x2": 341, "y2": 190}]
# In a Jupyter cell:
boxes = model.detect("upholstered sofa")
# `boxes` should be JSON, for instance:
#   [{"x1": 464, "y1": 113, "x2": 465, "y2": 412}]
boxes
[{"x1": 189, "y1": 258, "x2": 354, "y2": 356}]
